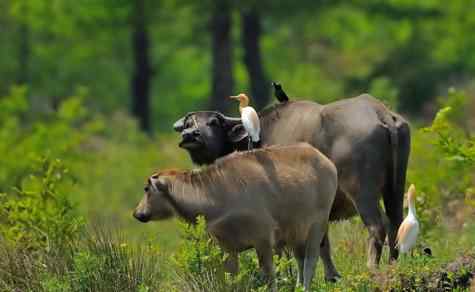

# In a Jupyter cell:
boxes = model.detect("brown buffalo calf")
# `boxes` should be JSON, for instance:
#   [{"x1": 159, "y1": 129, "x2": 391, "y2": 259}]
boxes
[{"x1": 133, "y1": 143, "x2": 337, "y2": 291}]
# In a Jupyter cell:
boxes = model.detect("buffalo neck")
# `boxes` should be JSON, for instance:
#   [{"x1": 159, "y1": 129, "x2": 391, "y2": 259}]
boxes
[{"x1": 166, "y1": 172, "x2": 221, "y2": 224}]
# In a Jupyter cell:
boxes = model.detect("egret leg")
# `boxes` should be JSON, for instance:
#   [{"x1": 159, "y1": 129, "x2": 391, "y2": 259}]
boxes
[{"x1": 248, "y1": 136, "x2": 253, "y2": 150}]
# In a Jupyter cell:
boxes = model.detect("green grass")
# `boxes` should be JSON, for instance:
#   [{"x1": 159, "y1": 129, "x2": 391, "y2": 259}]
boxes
[{"x1": 108, "y1": 213, "x2": 474, "y2": 291}]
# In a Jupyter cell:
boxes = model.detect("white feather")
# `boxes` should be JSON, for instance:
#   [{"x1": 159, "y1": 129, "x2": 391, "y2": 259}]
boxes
[
  {"x1": 397, "y1": 185, "x2": 420, "y2": 254},
  {"x1": 398, "y1": 216, "x2": 419, "y2": 253},
  {"x1": 241, "y1": 106, "x2": 260, "y2": 142}
]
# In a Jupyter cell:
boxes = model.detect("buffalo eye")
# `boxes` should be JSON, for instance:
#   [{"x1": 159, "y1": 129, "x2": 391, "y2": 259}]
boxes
[
  {"x1": 185, "y1": 119, "x2": 194, "y2": 129},
  {"x1": 144, "y1": 186, "x2": 149, "y2": 192},
  {"x1": 207, "y1": 118, "x2": 219, "y2": 127}
]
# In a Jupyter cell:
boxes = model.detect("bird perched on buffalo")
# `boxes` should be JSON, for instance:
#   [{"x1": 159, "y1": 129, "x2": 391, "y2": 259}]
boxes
[
  {"x1": 229, "y1": 93, "x2": 260, "y2": 150},
  {"x1": 272, "y1": 82, "x2": 289, "y2": 103}
]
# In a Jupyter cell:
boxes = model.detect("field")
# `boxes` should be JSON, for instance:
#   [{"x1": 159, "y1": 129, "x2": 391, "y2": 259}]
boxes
[{"x1": 1, "y1": 89, "x2": 474, "y2": 291}]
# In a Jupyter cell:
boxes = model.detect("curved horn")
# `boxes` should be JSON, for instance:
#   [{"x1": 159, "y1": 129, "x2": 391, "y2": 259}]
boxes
[
  {"x1": 173, "y1": 112, "x2": 193, "y2": 132},
  {"x1": 216, "y1": 112, "x2": 242, "y2": 127},
  {"x1": 173, "y1": 117, "x2": 185, "y2": 132}
]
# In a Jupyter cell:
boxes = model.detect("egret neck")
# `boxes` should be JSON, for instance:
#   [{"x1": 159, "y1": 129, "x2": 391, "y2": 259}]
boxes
[
  {"x1": 238, "y1": 95, "x2": 249, "y2": 113},
  {"x1": 407, "y1": 185, "x2": 417, "y2": 217}
]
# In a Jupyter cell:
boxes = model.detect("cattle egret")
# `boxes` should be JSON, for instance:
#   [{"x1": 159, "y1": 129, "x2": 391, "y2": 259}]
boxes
[
  {"x1": 272, "y1": 82, "x2": 289, "y2": 103},
  {"x1": 229, "y1": 93, "x2": 260, "y2": 150},
  {"x1": 396, "y1": 184, "x2": 419, "y2": 254}
]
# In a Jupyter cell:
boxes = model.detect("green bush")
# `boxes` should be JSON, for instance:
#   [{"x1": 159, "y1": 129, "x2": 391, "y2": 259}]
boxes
[
  {"x1": 64, "y1": 228, "x2": 162, "y2": 292},
  {"x1": 0, "y1": 87, "x2": 166, "y2": 291},
  {"x1": 408, "y1": 89, "x2": 474, "y2": 230},
  {"x1": 171, "y1": 216, "x2": 298, "y2": 292},
  {"x1": 0, "y1": 158, "x2": 83, "y2": 251},
  {"x1": 0, "y1": 86, "x2": 103, "y2": 191}
]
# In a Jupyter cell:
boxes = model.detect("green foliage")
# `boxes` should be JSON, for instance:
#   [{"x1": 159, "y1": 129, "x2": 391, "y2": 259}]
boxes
[
  {"x1": 0, "y1": 86, "x2": 171, "y2": 291},
  {"x1": 0, "y1": 158, "x2": 83, "y2": 251},
  {"x1": 407, "y1": 89, "x2": 474, "y2": 230},
  {"x1": 424, "y1": 106, "x2": 474, "y2": 166},
  {"x1": 0, "y1": 86, "x2": 103, "y2": 190},
  {"x1": 64, "y1": 228, "x2": 162, "y2": 292},
  {"x1": 368, "y1": 76, "x2": 399, "y2": 109},
  {"x1": 3, "y1": 0, "x2": 475, "y2": 120},
  {"x1": 0, "y1": 227, "x2": 163, "y2": 292},
  {"x1": 172, "y1": 216, "x2": 228, "y2": 291},
  {"x1": 168, "y1": 216, "x2": 475, "y2": 291}
]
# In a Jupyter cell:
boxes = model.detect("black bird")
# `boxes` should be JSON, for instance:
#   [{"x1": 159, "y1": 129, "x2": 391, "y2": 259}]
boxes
[
  {"x1": 423, "y1": 247, "x2": 432, "y2": 257},
  {"x1": 272, "y1": 82, "x2": 289, "y2": 103}
]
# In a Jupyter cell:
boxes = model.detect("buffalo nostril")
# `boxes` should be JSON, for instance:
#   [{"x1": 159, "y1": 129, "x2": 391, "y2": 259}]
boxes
[
  {"x1": 133, "y1": 212, "x2": 149, "y2": 223},
  {"x1": 182, "y1": 131, "x2": 194, "y2": 139}
]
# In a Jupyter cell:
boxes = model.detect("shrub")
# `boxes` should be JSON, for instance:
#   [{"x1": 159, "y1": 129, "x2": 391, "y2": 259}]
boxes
[
  {"x1": 0, "y1": 158, "x2": 83, "y2": 251},
  {"x1": 65, "y1": 227, "x2": 162, "y2": 292},
  {"x1": 408, "y1": 89, "x2": 474, "y2": 230},
  {"x1": 0, "y1": 86, "x2": 104, "y2": 192},
  {"x1": 171, "y1": 216, "x2": 298, "y2": 292}
]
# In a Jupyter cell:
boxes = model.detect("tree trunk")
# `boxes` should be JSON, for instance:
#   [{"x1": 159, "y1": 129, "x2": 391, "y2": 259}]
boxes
[
  {"x1": 210, "y1": 0, "x2": 233, "y2": 113},
  {"x1": 17, "y1": 23, "x2": 30, "y2": 85},
  {"x1": 241, "y1": 8, "x2": 269, "y2": 110},
  {"x1": 131, "y1": 0, "x2": 152, "y2": 133}
]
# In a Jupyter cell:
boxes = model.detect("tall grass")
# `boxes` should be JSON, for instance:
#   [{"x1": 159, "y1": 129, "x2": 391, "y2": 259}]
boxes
[{"x1": 0, "y1": 226, "x2": 163, "y2": 292}]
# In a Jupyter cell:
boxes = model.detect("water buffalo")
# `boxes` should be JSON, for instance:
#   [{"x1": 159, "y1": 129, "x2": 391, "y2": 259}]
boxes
[
  {"x1": 133, "y1": 143, "x2": 338, "y2": 291},
  {"x1": 173, "y1": 94, "x2": 411, "y2": 271}
]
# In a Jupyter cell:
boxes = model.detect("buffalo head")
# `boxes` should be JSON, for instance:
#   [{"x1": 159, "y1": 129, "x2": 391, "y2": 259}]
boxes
[
  {"x1": 133, "y1": 173, "x2": 174, "y2": 223},
  {"x1": 173, "y1": 111, "x2": 248, "y2": 165}
]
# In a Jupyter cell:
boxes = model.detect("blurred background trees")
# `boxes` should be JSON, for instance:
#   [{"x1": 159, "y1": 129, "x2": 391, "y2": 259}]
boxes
[{"x1": 2, "y1": 0, "x2": 475, "y2": 131}]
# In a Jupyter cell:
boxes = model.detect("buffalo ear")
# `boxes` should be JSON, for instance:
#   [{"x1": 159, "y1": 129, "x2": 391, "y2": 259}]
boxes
[
  {"x1": 215, "y1": 113, "x2": 248, "y2": 143},
  {"x1": 227, "y1": 124, "x2": 249, "y2": 143},
  {"x1": 216, "y1": 113, "x2": 241, "y2": 128}
]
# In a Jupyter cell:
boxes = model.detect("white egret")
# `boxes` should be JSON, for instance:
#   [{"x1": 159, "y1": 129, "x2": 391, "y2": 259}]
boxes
[
  {"x1": 229, "y1": 93, "x2": 260, "y2": 150},
  {"x1": 396, "y1": 184, "x2": 420, "y2": 255}
]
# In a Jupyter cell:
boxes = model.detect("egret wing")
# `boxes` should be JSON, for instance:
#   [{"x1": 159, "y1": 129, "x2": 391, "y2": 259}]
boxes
[
  {"x1": 241, "y1": 107, "x2": 260, "y2": 141},
  {"x1": 396, "y1": 219, "x2": 419, "y2": 248}
]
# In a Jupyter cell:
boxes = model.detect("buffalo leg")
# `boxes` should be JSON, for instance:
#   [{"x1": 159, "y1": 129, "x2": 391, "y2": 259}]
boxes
[
  {"x1": 255, "y1": 241, "x2": 276, "y2": 292},
  {"x1": 303, "y1": 222, "x2": 326, "y2": 291},
  {"x1": 224, "y1": 252, "x2": 239, "y2": 275},
  {"x1": 320, "y1": 232, "x2": 341, "y2": 281},
  {"x1": 354, "y1": 194, "x2": 386, "y2": 268},
  {"x1": 292, "y1": 245, "x2": 306, "y2": 287},
  {"x1": 383, "y1": 184, "x2": 403, "y2": 263}
]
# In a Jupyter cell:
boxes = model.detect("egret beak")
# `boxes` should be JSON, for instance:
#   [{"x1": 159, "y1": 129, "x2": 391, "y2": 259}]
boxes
[{"x1": 229, "y1": 95, "x2": 239, "y2": 100}]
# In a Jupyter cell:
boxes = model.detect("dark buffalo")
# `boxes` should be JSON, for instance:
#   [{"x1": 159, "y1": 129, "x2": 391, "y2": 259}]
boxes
[{"x1": 173, "y1": 94, "x2": 410, "y2": 276}]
